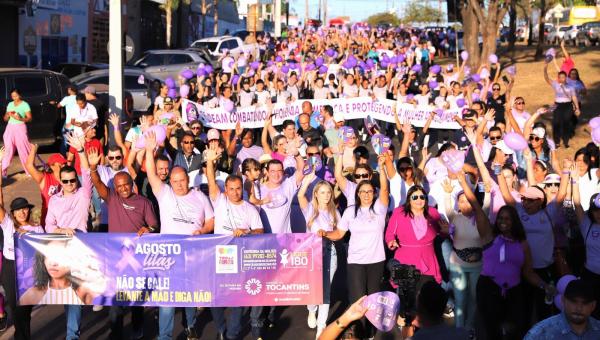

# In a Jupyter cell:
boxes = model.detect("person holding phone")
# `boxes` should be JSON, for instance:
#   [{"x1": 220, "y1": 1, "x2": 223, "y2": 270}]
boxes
[{"x1": 2, "y1": 88, "x2": 32, "y2": 177}]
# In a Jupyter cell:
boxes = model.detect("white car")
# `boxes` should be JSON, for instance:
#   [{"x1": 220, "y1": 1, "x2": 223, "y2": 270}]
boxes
[
  {"x1": 566, "y1": 25, "x2": 581, "y2": 44},
  {"x1": 547, "y1": 26, "x2": 570, "y2": 44},
  {"x1": 190, "y1": 36, "x2": 259, "y2": 59}
]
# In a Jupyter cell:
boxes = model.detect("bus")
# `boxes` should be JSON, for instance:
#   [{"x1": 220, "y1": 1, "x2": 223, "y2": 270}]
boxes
[{"x1": 558, "y1": 6, "x2": 600, "y2": 26}]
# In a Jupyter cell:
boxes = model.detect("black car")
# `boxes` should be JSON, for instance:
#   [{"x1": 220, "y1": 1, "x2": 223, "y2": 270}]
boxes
[
  {"x1": 0, "y1": 68, "x2": 70, "y2": 146},
  {"x1": 51, "y1": 63, "x2": 109, "y2": 79}
]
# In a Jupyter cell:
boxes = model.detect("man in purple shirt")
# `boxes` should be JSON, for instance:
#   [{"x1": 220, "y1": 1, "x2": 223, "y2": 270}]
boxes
[
  {"x1": 45, "y1": 133, "x2": 92, "y2": 340},
  {"x1": 86, "y1": 147, "x2": 157, "y2": 339}
]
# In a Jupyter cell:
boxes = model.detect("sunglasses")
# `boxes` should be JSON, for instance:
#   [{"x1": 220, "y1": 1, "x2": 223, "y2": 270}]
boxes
[
  {"x1": 529, "y1": 135, "x2": 542, "y2": 142},
  {"x1": 515, "y1": 101, "x2": 525, "y2": 105},
  {"x1": 354, "y1": 173, "x2": 370, "y2": 179},
  {"x1": 108, "y1": 156, "x2": 122, "y2": 160},
  {"x1": 358, "y1": 190, "x2": 374, "y2": 194},
  {"x1": 411, "y1": 194, "x2": 426, "y2": 201},
  {"x1": 191, "y1": 126, "x2": 201, "y2": 130},
  {"x1": 306, "y1": 152, "x2": 319, "y2": 156},
  {"x1": 492, "y1": 88, "x2": 500, "y2": 91},
  {"x1": 489, "y1": 136, "x2": 502, "y2": 141},
  {"x1": 545, "y1": 183, "x2": 560, "y2": 188},
  {"x1": 398, "y1": 167, "x2": 412, "y2": 172},
  {"x1": 61, "y1": 178, "x2": 77, "y2": 184},
  {"x1": 182, "y1": 141, "x2": 195, "y2": 145}
]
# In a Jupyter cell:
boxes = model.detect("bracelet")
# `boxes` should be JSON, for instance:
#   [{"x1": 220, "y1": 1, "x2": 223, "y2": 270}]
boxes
[
  {"x1": 335, "y1": 319, "x2": 346, "y2": 330},
  {"x1": 90, "y1": 168, "x2": 98, "y2": 173},
  {"x1": 562, "y1": 171, "x2": 571, "y2": 175},
  {"x1": 571, "y1": 180, "x2": 578, "y2": 184},
  {"x1": 113, "y1": 126, "x2": 119, "y2": 132},
  {"x1": 77, "y1": 149, "x2": 84, "y2": 153}
]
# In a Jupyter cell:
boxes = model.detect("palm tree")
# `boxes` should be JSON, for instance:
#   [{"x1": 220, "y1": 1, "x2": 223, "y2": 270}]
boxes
[{"x1": 161, "y1": 0, "x2": 180, "y2": 48}]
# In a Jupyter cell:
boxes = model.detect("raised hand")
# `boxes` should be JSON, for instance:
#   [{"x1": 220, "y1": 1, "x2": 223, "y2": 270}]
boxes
[
  {"x1": 144, "y1": 131, "x2": 157, "y2": 152},
  {"x1": 442, "y1": 178, "x2": 454, "y2": 194},
  {"x1": 87, "y1": 147, "x2": 102, "y2": 167},
  {"x1": 484, "y1": 108, "x2": 496, "y2": 122},
  {"x1": 464, "y1": 129, "x2": 477, "y2": 145},
  {"x1": 108, "y1": 113, "x2": 119, "y2": 127},
  {"x1": 66, "y1": 132, "x2": 84, "y2": 151},
  {"x1": 205, "y1": 144, "x2": 222, "y2": 162},
  {"x1": 234, "y1": 120, "x2": 243, "y2": 137}
]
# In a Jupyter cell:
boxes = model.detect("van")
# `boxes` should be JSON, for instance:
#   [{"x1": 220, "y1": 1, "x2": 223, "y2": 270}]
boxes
[{"x1": 0, "y1": 68, "x2": 70, "y2": 146}]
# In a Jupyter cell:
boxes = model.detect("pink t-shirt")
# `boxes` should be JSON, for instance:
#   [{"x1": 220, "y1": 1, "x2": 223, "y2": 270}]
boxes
[
  {"x1": 258, "y1": 177, "x2": 298, "y2": 234},
  {"x1": 301, "y1": 204, "x2": 341, "y2": 233},
  {"x1": 342, "y1": 180, "x2": 358, "y2": 207},
  {"x1": 339, "y1": 199, "x2": 388, "y2": 264},
  {"x1": 157, "y1": 184, "x2": 214, "y2": 235},
  {"x1": 212, "y1": 192, "x2": 263, "y2": 235}
]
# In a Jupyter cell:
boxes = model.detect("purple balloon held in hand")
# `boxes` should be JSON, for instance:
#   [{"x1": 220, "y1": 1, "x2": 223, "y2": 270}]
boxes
[
  {"x1": 430, "y1": 64, "x2": 441, "y2": 74},
  {"x1": 250, "y1": 61, "x2": 260, "y2": 70},
  {"x1": 441, "y1": 149, "x2": 465, "y2": 173},
  {"x1": 179, "y1": 84, "x2": 190, "y2": 97},
  {"x1": 428, "y1": 80, "x2": 438, "y2": 89},
  {"x1": 589, "y1": 116, "x2": 600, "y2": 129},
  {"x1": 318, "y1": 65, "x2": 328, "y2": 74},
  {"x1": 204, "y1": 65, "x2": 214, "y2": 74},
  {"x1": 411, "y1": 64, "x2": 422, "y2": 73},
  {"x1": 167, "y1": 88, "x2": 177, "y2": 98},
  {"x1": 460, "y1": 50, "x2": 469, "y2": 61},
  {"x1": 165, "y1": 77, "x2": 176, "y2": 89},
  {"x1": 362, "y1": 291, "x2": 400, "y2": 332},
  {"x1": 456, "y1": 98, "x2": 466, "y2": 108},
  {"x1": 503, "y1": 132, "x2": 528, "y2": 151},
  {"x1": 181, "y1": 69, "x2": 194, "y2": 80},
  {"x1": 488, "y1": 54, "x2": 498, "y2": 64}
]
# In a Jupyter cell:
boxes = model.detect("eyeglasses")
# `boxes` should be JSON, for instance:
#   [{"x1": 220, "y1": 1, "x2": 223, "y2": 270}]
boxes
[
  {"x1": 545, "y1": 183, "x2": 560, "y2": 188},
  {"x1": 61, "y1": 178, "x2": 77, "y2": 184},
  {"x1": 529, "y1": 135, "x2": 542, "y2": 142},
  {"x1": 354, "y1": 173, "x2": 370, "y2": 179},
  {"x1": 191, "y1": 126, "x2": 201, "y2": 130},
  {"x1": 182, "y1": 141, "x2": 195, "y2": 145},
  {"x1": 108, "y1": 156, "x2": 122, "y2": 160},
  {"x1": 489, "y1": 136, "x2": 502, "y2": 141},
  {"x1": 358, "y1": 190, "x2": 374, "y2": 194},
  {"x1": 398, "y1": 167, "x2": 412, "y2": 172},
  {"x1": 411, "y1": 194, "x2": 426, "y2": 201},
  {"x1": 515, "y1": 101, "x2": 525, "y2": 105}
]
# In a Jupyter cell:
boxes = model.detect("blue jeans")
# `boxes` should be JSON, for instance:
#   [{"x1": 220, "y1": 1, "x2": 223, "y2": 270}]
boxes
[
  {"x1": 449, "y1": 263, "x2": 481, "y2": 329},
  {"x1": 250, "y1": 305, "x2": 276, "y2": 338},
  {"x1": 65, "y1": 305, "x2": 82, "y2": 340},
  {"x1": 307, "y1": 243, "x2": 337, "y2": 329},
  {"x1": 158, "y1": 307, "x2": 196, "y2": 340},
  {"x1": 210, "y1": 307, "x2": 245, "y2": 339}
]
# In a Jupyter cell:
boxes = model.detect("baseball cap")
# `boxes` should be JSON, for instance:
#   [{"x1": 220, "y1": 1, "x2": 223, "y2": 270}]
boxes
[
  {"x1": 207, "y1": 128, "x2": 220, "y2": 141},
  {"x1": 83, "y1": 86, "x2": 96, "y2": 94},
  {"x1": 258, "y1": 154, "x2": 272, "y2": 164},
  {"x1": 164, "y1": 97, "x2": 174, "y2": 105},
  {"x1": 532, "y1": 127, "x2": 546, "y2": 139},
  {"x1": 47, "y1": 153, "x2": 67, "y2": 166},
  {"x1": 543, "y1": 173, "x2": 561, "y2": 184},
  {"x1": 10, "y1": 197, "x2": 34, "y2": 211},
  {"x1": 333, "y1": 111, "x2": 344, "y2": 123},
  {"x1": 521, "y1": 186, "x2": 545, "y2": 200},
  {"x1": 564, "y1": 279, "x2": 596, "y2": 303},
  {"x1": 494, "y1": 140, "x2": 514, "y2": 155}
]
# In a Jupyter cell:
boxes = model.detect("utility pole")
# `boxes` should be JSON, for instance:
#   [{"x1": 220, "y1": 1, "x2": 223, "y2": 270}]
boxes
[
  {"x1": 305, "y1": 0, "x2": 309, "y2": 28},
  {"x1": 275, "y1": 0, "x2": 281, "y2": 37},
  {"x1": 323, "y1": 0, "x2": 327, "y2": 27},
  {"x1": 318, "y1": 0, "x2": 322, "y2": 22},
  {"x1": 108, "y1": 0, "x2": 123, "y2": 122},
  {"x1": 213, "y1": 0, "x2": 218, "y2": 36}
]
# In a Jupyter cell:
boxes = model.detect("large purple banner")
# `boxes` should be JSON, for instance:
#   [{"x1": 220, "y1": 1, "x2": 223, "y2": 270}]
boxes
[{"x1": 15, "y1": 233, "x2": 323, "y2": 307}]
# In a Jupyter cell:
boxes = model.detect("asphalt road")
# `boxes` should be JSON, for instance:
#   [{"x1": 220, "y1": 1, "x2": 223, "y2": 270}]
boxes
[{"x1": 0, "y1": 151, "x2": 404, "y2": 340}]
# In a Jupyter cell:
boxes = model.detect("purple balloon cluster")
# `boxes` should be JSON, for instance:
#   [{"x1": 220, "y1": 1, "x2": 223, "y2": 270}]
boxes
[{"x1": 590, "y1": 117, "x2": 600, "y2": 145}]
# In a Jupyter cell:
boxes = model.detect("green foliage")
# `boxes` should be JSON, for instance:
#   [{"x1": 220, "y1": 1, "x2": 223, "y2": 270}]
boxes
[
  {"x1": 366, "y1": 12, "x2": 401, "y2": 27},
  {"x1": 402, "y1": 1, "x2": 443, "y2": 24}
]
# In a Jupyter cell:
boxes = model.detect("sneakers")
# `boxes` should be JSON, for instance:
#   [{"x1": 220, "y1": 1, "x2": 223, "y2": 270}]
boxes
[
  {"x1": 307, "y1": 311, "x2": 317, "y2": 329},
  {"x1": 185, "y1": 327, "x2": 199, "y2": 340},
  {"x1": 0, "y1": 314, "x2": 7, "y2": 332},
  {"x1": 315, "y1": 326, "x2": 324, "y2": 339}
]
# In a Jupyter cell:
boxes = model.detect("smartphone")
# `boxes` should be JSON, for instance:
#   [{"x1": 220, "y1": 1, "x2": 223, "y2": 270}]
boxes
[{"x1": 502, "y1": 75, "x2": 510, "y2": 84}]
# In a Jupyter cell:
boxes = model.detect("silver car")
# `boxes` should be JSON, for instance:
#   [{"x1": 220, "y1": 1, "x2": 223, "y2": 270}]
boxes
[
  {"x1": 71, "y1": 68, "x2": 156, "y2": 113},
  {"x1": 131, "y1": 49, "x2": 212, "y2": 81}
]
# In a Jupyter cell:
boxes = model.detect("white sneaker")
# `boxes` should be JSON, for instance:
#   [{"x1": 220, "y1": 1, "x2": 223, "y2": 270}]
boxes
[
  {"x1": 307, "y1": 311, "x2": 317, "y2": 329},
  {"x1": 92, "y1": 305, "x2": 103, "y2": 312},
  {"x1": 315, "y1": 326, "x2": 324, "y2": 339}
]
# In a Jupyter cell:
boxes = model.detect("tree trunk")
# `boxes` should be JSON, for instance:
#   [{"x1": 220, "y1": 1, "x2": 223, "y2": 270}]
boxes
[
  {"x1": 213, "y1": 0, "x2": 218, "y2": 36},
  {"x1": 535, "y1": 0, "x2": 547, "y2": 60},
  {"x1": 179, "y1": 0, "x2": 190, "y2": 47},
  {"x1": 508, "y1": 1, "x2": 517, "y2": 52},
  {"x1": 201, "y1": 0, "x2": 206, "y2": 38},
  {"x1": 461, "y1": 0, "x2": 480, "y2": 69},
  {"x1": 166, "y1": 4, "x2": 172, "y2": 48}
]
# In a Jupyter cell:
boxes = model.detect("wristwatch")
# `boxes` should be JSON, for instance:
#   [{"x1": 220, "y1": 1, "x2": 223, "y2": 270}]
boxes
[
  {"x1": 335, "y1": 319, "x2": 346, "y2": 330},
  {"x1": 147, "y1": 226, "x2": 157, "y2": 233}
]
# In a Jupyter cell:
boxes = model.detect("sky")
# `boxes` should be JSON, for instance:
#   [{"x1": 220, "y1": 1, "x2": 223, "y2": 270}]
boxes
[{"x1": 289, "y1": 0, "x2": 410, "y2": 22}]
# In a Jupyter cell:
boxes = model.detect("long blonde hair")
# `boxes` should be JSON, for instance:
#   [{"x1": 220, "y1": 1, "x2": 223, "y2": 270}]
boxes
[{"x1": 307, "y1": 181, "x2": 338, "y2": 231}]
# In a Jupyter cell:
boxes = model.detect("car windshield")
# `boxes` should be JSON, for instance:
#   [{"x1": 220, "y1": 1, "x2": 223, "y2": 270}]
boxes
[{"x1": 191, "y1": 41, "x2": 218, "y2": 50}]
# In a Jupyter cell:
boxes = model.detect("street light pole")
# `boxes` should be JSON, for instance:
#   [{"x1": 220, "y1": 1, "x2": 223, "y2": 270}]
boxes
[
  {"x1": 275, "y1": 0, "x2": 281, "y2": 37},
  {"x1": 108, "y1": 0, "x2": 123, "y2": 122}
]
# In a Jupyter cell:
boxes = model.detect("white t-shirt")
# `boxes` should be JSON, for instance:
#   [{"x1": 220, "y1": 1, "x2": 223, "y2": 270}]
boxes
[
  {"x1": 255, "y1": 90, "x2": 271, "y2": 106},
  {"x1": 154, "y1": 96, "x2": 166, "y2": 110},
  {"x1": 212, "y1": 193, "x2": 263, "y2": 235},
  {"x1": 257, "y1": 177, "x2": 298, "y2": 234},
  {"x1": 60, "y1": 95, "x2": 77, "y2": 129},
  {"x1": 578, "y1": 169, "x2": 600, "y2": 211},
  {"x1": 301, "y1": 204, "x2": 340, "y2": 233},
  {"x1": 313, "y1": 87, "x2": 329, "y2": 100},
  {"x1": 1, "y1": 215, "x2": 44, "y2": 260},
  {"x1": 339, "y1": 199, "x2": 387, "y2": 264},
  {"x1": 373, "y1": 85, "x2": 387, "y2": 100},
  {"x1": 157, "y1": 184, "x2": 214, "y2": 235}
]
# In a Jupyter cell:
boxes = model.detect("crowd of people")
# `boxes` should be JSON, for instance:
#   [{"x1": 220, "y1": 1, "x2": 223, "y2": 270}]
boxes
[{"x1": 0, "y1": 24, "x2": 598, "y2": 340}]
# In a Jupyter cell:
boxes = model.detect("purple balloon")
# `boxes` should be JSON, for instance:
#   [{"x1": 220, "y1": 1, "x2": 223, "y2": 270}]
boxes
[
  {"x1": 196, "y1": 68, "x2": 207, "y2": 77},
  {"x1": 397, "y1": 54, "x2": 405, "y2": 63},
  {"x1": 231, "y1": 74, "x2": 240, "y2": 85},
  {"x1": 456, "y1": 98, "x2": 466, "y2": 108},
  {"x1": 411, "y1": 64, "x2": 422, "y2": 73},
  {"x1": 503, "y1": 132, "x2": 528, "y2": 151},
  {"x1": 343, "y1": 61, "x2": 353, "y2": 69},
  {"x1": 488, "y1": 54, "x2": 498, "y2": 64},
  {"x1": 281, "y1": 65, "x2": 289, "y2": 73},
  {"x1": 267, "y1": 60, "x2": 275, "y2": 67},
  {"x1": 362, "y1": 291, "x2": 400, "y2": 332},
  {"x1": 557, "y1": 274, "x2": 578, "y2": 294},
  {"x1": 165, "y1": 77, "x2": 176, "y2": 89},
  {"x1": 305, "y1": 63, "x2": 316, "y2": 71},
  {"x1": 441, "y1": 149, "x2": 465, "y2": 173},
  {"x1": 460, "y1": 50, "x2": 469, "y2": 61},
  {"x1": 430, "y1": 64, "x2": 441, "y2": 74},
  {"x1": 179, "y1": 84, "x2": 190, "y2": 97},
  {"x1": 506, "y1": 65, "x2": 517, "y2": 76},
  {"x1": 471, "y1": 74, "x2": 481, "y2": 82},
  {"x1": 250, "y1": 61, "x2": 260, "y2": 70},
  {"x1": 224, "y1": 100, "x2": 234, "y2": 113},
  {"x1": 136, "y1": 125, "x2": 167, "y2": 149},
  {"x1": 315, "y1": 57, "x2": 324, "y2": 67},
  {"x1": 181, "y1": 69, "x2": 194, "y2": 80},
  {"x1": 167, "y1": 88, "x2": 177, "y2": 98},
  {"x1": 204, "y1": 65, "x2": 213, "y2": 73},
  {"x1": 589, "y1": 117, "x2": 600, "y2": 129},
  {"x1": 326, "y1": 49, "x2": 335, "y2": 57},
  {"x1": 407, "y1": 94, "x2": 414, "y2": 101},
  {"x1": 318, "y1": 65, "x2": 328, "y2": 74},
  {"x1": 358, "y1": 61, "x2": 367, "y2": 70},
  {"x1": 275, "y1": 56, "x2": 283, "y2": 63},
  {"x1": 428, "y1": 80, "x2": 438, "y2": 89},
  {"x1": 366, "y1": 59, "x2": 375, "y2": 67},
  {"x1": 380, "y1": 61, "x2": 389, "y2": 68},
  {"x1": 592, "y1": 127, "x2": 600, "y2": 145},
  {"x1": 289, "y1": 62, "x2": 298, "y2": 70}
]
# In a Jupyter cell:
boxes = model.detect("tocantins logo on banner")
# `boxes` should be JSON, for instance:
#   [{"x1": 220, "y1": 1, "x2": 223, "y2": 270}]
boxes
[{"x1": 245, "y1": 278, "x2": 262, "y2": 295}]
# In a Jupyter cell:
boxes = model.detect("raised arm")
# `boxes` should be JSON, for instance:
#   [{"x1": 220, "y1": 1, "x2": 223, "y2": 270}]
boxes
[
  {"x1": 543, "y1": 63, "x2": 553, "y2": 86},
  {"x1": 457, "y1": 171, "x2": 493, "y2": 244},
  {"x1": 205, "y1": 144, "x2": 222, "y2": 202},
  {"x1": 25, "y1": 144, "x2": 44, "y2": 184},
  {"x1": 377, "y1": 154, "x2": 390, "y2": 207},
  {"x1": 334, "y1": 141, "x2": 349, "y2": 192},
  {"x1": 108, "y1": 113, "x2": 127, "y2": 156},
  {"x1": 571, "y1": 164, "x2": 584, "y2": 224},
  {"x1": 464, "y1": 129, "x2": 494, "y2": 187},
  {"x1": 227, "y1": 122, "x2": 243, "y2": 157},
  {"x1": 143, "y1": 131, "x2": 164, "y2": 196},
  {"x1": 297, "y1": 172, "x2": 316, "y2": 211},
  {"x1": 87, "y1": 147, "x2": 110, "y2": 201},
  {"x1": 398, "y1": 119, "x2": 412, "y2": 158},
  {"x1": 261, "y1": 115, "x2": 274, "y2": 154}
]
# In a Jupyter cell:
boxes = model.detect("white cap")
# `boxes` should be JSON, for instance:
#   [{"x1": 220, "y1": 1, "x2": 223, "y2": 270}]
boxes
[
  {"x1": 333, "y1": 111, "x2": 344, "y2": 123},
  {"x1": 494, "y1": 140, "x2": 514, "y2": 155}
]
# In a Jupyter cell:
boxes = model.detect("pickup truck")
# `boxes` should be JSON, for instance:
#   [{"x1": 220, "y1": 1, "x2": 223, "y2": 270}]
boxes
[{"x1": 190, "y1": 36, "x2": 259, "y2": 59}]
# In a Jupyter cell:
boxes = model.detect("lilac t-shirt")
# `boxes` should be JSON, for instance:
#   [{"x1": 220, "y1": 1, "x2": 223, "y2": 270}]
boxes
[
  {"x1": 342, "y1": 180, "x2": 358, "y2": 207},
  {"x1": 258, "y1": 177, "x2": 298, "y2": 234},
  {"x1": 212, "y1": 193, "x2": 263, "y2": 235},
  {"x1": 338, "y1": 199, "x2": 387, "y2": 264},
  {"x1": 1, "y1": 215, "x2": 44, "y2": 260},
  {"x1": 516, "y1": 201, "x2": 562, "y2": 268},
  {"x1": 581, "y1": 216, "x2": 600, "y2": 274},
  {"x1": 301, "y1": 204, "x2": 341, "y2": 233},
  {"x1": 157, "y1": 184, "x2": 214, "y2": 235},
  {"x1": 234, "y1": 145, "x2": 264, "y2": 173}
]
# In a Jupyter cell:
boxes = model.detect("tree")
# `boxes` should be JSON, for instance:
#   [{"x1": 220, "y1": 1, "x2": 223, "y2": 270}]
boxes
[
  {"x1": 469, "y1": 0, "x2": 509, "y2": 67},
  {"x1": 366, "y1": 12, "x2": 400, "y2": 27},
  {"x1": 213, "y1": 0, "x2": 219, "y2": 36},
  {"x1": 161, "y1": 0, "x2": 180, "y2": 48},
  {"x1": 402, "y1": 1, "x2": 444, "y2": 24},
  {"x1": 460, "y1": 0, "x2": 481, "y2": 70}
]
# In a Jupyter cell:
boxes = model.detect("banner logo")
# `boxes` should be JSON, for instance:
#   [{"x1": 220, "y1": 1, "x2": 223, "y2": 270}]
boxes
[
  {"x1": 245, "y1": 278, "x2": 262, "y2": 295},
  {"x1": 215, "y1": 245, "x2": 238, "y2": 274}
]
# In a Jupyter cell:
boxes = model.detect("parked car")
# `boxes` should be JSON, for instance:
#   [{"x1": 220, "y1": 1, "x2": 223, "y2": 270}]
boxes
[
  {"x1": 231, "y1": 30, "x2": 267, "y2": 42},
  {"x1": 130, "y1": 49, "x2": 212, "y2": 81},
  {"x1": 547, "y1": 26, "x2": 570, "y2": 44},
  {"x1": 190, "y1": 36, "x2": 259, "y2": 59},
  {"x1": 575, "y1": 21, "x2": 600, "y2": 46},
  {"x1": 70, "y1": 68, "x2": 157, "y2": 114},
  {"x1": 0, "y1": 68, "x2": 70, "y2": 146},
  {"x1": 51, "y1": 63, "x2": 108, "y2": 79},
  {"x1": 565, "y1": 25, "x2": 582, "y2": 44},
  {"x1": 532, "y1": 23, "x2": 554, "y2": 42}
]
